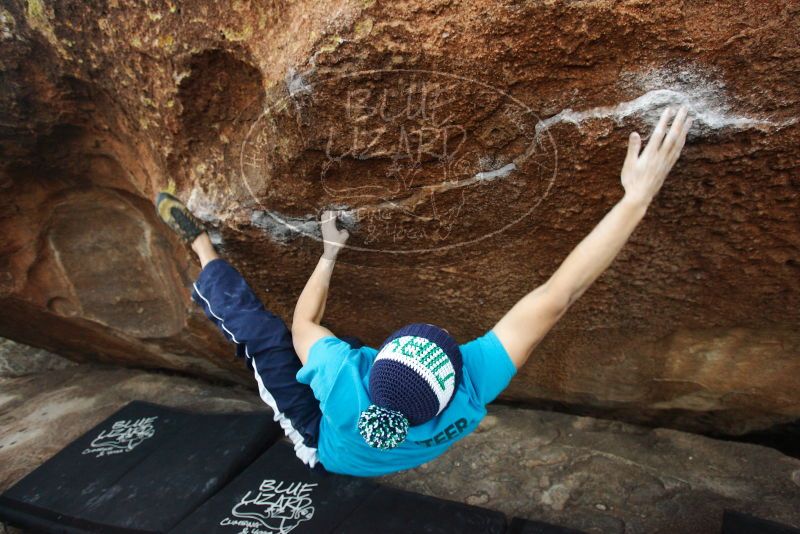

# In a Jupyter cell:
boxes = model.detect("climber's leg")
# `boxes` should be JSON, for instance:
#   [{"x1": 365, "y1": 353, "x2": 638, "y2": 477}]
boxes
[
  {"x1": 155, "y1": 190, "x2": 324, "y2": 470},
  {"x1": 191, "y1": 258, "x2": 323, "y2": 469},
  {"x1": 191, "y1": 232, "x2": 219, "y2": 268}
]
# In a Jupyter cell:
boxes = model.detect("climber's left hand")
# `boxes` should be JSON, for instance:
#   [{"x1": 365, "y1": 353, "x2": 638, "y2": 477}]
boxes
[{"x1": 621, "y1": 105, "x2": 693, "y2": 206}]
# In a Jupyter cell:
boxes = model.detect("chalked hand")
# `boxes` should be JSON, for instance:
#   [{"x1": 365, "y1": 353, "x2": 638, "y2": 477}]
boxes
[
  {"x1": 621, "y1": 105, "x2": 693, "y2": 206},
  {"x1": 321, "y1": 209, "x2": 350, "y2": 259}
]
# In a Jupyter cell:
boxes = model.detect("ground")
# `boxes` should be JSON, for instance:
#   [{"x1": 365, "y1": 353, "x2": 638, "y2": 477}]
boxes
[{"x1": 1, "y1": 339, "x2": 798, "y2": 533}]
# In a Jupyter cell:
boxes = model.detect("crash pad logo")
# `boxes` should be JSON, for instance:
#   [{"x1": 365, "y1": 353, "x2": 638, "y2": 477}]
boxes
[
  {"x1": 219, "y1": 479, "x2": 317, "y2": 534},
  {"x1": 81, "y1": 416, "x2": 158, "y2": 458}
]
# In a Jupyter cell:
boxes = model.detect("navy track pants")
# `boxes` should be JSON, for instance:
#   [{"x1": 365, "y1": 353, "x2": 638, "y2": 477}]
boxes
[{"x1": 191, "y1": 258, "x2": 323, "y2": 469}]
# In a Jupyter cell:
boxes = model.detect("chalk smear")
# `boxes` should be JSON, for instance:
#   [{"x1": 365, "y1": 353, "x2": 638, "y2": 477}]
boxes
[
  {"x1": 251, "y1": 210, "x2": 320, "y2": 242},
  {"x1": 474, "y1": 163, "x2": 517, "y2": 182},
  {"x1": 536, "y1": 66, "x2": 795, "y2": 136},
  {"x1": 252, "y1": 66, "x2": 796, "y2": 245},
  {"x1": 186, "y1": 186, "x2": 222, "y2": 224}
]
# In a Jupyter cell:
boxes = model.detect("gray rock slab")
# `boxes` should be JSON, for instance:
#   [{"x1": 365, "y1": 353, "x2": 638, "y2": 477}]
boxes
[
  {"x1": 0, "y1": 337, "x2": 77, "y2": 378},
  {"x1": 381, "y1": 406, "x2": 800, "y2": 533},
  {"x1": 0, "y1": 363, "x2": 263, "y2": 492}
]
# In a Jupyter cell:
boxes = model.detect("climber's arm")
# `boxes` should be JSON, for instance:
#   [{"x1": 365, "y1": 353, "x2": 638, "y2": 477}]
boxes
[
  {"x1": 292, "y1": 257, "x2": 337, "y2": 365},
  {"x1": 493, "y1": 106, "x2": 692, "y2": 370},
  {"x1": 491, "y1": 198, "x2": 648, "y2": 369},
  {"x1": 292, "y1": 210, "x2": 349, "y2": 365}
]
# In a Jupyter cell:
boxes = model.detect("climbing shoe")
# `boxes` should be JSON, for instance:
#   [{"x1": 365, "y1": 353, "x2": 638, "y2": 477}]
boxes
[{"x1": 155, "y1": 191, "x2": 205, "y2": 243}]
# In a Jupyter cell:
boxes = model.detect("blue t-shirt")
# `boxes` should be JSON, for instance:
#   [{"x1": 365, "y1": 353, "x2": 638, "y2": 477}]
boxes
[{"x1": 296, "y1": 330, "x2": 516, "y2": 477}]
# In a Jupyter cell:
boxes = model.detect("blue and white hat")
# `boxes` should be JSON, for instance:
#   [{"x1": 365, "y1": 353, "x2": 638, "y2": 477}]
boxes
[{"x1": 357, "y1": 323, "x2": 462, "y2": 450}]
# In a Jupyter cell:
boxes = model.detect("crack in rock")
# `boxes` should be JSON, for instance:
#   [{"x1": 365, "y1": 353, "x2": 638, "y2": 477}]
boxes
[
  {"x1": 250, "y1": 67, "x2": 794, "y2": 244},
  {"x1": 474, "y1": 162, "x2": 517, "y2": 182},
  {"x1": 536, "y1": 66, "x2": 796, "y2": 136},
  {"x1": 535, "y1": 88, "x2": 789, "y2": 137},
  {"x1": 251, "y1": 210, "x2": 320, "y2": 243},
  {"x1": 249, "y1": 163, "x2": 518, "y2": 244}
]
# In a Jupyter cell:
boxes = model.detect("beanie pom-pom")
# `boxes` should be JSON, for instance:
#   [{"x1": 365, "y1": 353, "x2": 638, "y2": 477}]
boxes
[{"x1": 357, "y1": 405, "x2": 409, "y2": 450}]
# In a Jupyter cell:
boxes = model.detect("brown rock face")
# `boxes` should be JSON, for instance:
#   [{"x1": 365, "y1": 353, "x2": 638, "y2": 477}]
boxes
[{"x1": 1, "y1": 1, "x2": 798, "y2": 434}]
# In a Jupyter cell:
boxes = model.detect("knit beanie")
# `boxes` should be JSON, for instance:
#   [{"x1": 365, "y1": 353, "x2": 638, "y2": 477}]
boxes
[{"x1": 357, "y1": 323, "x2": 462, "y2": 450}]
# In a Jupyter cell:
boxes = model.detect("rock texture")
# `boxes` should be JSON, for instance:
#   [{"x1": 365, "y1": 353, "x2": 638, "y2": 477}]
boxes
[
  {"x1": 0, "y1": 340, "x2": 262, "y2": 493},
  {"x1": 1, "y1": 346, "x2": 798, "y2": 534},
  {"x1": 0, "y1": 1, "x2": 799, "y2": 434},
  {"x1": 0, "y1": 336, "x2": 75, "y2": 377},
  {"x1": 382, "y1": 405, "x2": 800, "y2": 534}
]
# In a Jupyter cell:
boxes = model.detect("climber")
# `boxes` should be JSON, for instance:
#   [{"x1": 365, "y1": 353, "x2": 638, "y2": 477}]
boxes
[
  {"x1": 156, "y1": 105, "x2": 692, "y2": 478},
  {"x1": 290, "y1": 105, "x2": 693, "y2": 475}
]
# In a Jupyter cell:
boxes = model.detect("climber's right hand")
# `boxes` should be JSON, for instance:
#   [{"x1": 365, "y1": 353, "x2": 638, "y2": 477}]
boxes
[{"x1": 621, "y1": 105, "x2": 692, "y2": 207}]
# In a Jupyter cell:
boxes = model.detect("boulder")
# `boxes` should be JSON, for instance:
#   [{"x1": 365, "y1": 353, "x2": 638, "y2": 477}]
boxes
[{"x1": 0, "y1": 0, "x2": 798, "y2": 434}]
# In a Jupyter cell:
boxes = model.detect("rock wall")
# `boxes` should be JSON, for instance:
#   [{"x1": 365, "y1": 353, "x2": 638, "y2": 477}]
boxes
[{"x1": 1, "y1": 0, "x2": 798, "y2": 434}]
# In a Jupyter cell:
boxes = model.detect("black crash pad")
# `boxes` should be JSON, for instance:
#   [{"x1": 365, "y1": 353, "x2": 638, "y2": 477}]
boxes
[
  {"x1": 507, "y1": 516, "x2": 587, "y2": 534},
  {"x1": 0, "y1": 400, "x2": 282, "y2": 533},
  {"x1": 722, "y1": 510, "x2": 800, "y2": 534},
  {"x1": 332, "y1": 486, "x2": 507, "y2": 533},
  {"x1": 170, "y1": 440, "x2": 379, "y2": 533},
  {"x1": 171, "y1": 440, "x2": 507, "y2": 533}
]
